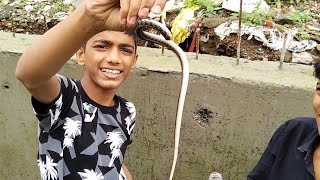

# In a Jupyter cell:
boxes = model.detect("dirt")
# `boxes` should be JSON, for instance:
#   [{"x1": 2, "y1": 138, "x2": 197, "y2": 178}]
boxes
[{"x1": 1, "y1": 0, "x2": 320, "y2": 63}]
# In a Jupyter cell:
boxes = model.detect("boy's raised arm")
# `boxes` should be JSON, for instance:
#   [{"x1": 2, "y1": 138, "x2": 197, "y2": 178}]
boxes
[
  {"x1": 15, "y1": 3, "x2": 99, "y2": 104},
  {"x1": 15, "y1": 0, "x2": 167, "y2": 104}
]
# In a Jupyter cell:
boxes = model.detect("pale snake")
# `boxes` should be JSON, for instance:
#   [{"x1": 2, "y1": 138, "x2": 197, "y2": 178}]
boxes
[{"x1": 135, "y1": 17, "x2": 190, "y2": 180}]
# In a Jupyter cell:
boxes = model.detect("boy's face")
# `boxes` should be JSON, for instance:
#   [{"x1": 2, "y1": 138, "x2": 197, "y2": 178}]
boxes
[
  {"x1": 313, "y1": 80, "x2": 320, "y2": 134},
  {"x1": 77, "y1": 30, "x2": 138, "y2": 91}
]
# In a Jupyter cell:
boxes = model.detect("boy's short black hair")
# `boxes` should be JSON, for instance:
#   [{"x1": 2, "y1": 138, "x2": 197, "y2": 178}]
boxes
[
  {"x1": 82, "y1": 30, "x2": 138, "y2": 52},
  {"x1": 314, "y1": 61, "x2": 320, "y2": 79}
]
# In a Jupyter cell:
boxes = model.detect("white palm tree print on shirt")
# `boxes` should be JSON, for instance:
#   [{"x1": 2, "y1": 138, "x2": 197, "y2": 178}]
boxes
[
  {"x1": 61, "y1": 117, "x2": 81, "y2": 156},
  {"x1": 124, "y1": 117, "x2": 135, "y2": 135},
  {"x1": 108, "y1": 149, "x2": 122, "y2": 167},
  {"x1": 37, "y1": 159, "x2": 47, "y2": 180},
  {"x1": 46, "y1": 155, "x2": 58, "y2": 180},
  {"x1": 49, "y1": 94, "x2": 63, "y2": 126},
  {"x1": 125, "y1": 102, "x2": 136, "y2": 135},
  {"x1": 104, "y1": 131, "x2": 124, "y2": 167},
  {"x1": 63, "y1": 117, "x2": 81, "y2": 138},
  {"x1": 84, "y1": 107, "x2": 98, "y2": 122},
  {"x1": 60, "y1": 136, "x2": 74, "y2": 156},
  {"x1": 37, "y1": 156, "x2": 58, "y2": 180},
  {"x1": 78, "y1": 169, "x2": 104, "y2": 180},
  {"x1": 83, "y1": 102, "x2": 98, "y2": 122},
  {"x1": 125, "y1": 102, "x2": 136, "y2": 120}
]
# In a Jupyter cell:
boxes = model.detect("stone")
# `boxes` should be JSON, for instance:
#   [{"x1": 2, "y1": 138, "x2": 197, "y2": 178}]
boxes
[
  {"x1": 317, "y1": 44, "x2": 320, "y2": 52},
  {"x1": 208, "y1": 172, "x2": 223, "y2": 180},
  {"x1": 272, "y1": 14, "x2": 294, "y2": 25},
  {"x1": 292, "y1": 52, "x2": 314, "y2": 65},
  {"x1": 0, "y1": 5, "x2": 13, "y2": 19},
  {"x1": 202, "y1": 17, "x2": 228, "y2": 29},
  {"x1": 15, "y1": 28, "x2": 25, "y2": 33}
]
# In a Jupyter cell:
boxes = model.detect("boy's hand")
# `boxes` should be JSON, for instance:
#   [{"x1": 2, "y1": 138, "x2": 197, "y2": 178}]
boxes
[{"x1": 84, "y1": 0, "x2": 167, "y2": 31}]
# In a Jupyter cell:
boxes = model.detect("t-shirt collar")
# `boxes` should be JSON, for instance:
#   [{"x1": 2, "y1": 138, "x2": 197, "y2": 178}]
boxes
[{"x1": 297, "y1": 133, "x2": 320, "y2": 177}]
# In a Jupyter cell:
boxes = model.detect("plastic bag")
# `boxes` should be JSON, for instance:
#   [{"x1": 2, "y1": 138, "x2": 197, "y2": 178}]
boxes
[{"x1": 222, "y1": 0, "x2": 269, "y2": 13}]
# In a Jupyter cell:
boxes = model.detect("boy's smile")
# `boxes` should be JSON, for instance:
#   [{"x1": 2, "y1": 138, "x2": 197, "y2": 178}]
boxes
[{"x1": 100, "y1": 67, "x2": 122, "y2": 79}]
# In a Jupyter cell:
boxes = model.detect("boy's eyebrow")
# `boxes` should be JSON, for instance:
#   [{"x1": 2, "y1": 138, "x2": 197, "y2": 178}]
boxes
[{"x1": 93, "y1": 39, "x2": 135, "y2": 49}]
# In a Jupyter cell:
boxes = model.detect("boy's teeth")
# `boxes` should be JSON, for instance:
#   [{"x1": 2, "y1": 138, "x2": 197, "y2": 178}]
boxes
[{"x1": 101, "y1": 69, "x2": 120, "y2": 74}]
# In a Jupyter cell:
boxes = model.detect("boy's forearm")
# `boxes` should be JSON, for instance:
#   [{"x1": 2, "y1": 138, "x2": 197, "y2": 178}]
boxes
[
  {"x1": 122, "y1": 164, "x2": 133, "y2": 180},
  {"x1": 16, "y1": 3, "x2": 98, "y2": 88}
]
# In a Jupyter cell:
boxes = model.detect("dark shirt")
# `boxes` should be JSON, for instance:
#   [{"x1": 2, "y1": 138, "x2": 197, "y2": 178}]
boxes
[
  {"x1": 247, "y1": 117, "x2": 320, "y2": 180},
  {"x1": 32, "y1": 75, "x2": 136, "y2": 180}
]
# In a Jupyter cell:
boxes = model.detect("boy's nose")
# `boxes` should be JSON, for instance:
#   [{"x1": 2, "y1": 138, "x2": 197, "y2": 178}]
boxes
[{"x1": 105, "y1": 48, "x2": 120, "y2": 64}]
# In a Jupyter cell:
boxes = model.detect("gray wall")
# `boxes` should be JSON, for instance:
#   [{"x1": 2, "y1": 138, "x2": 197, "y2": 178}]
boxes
[{"x1": 0, "y1": 32, "x2": 316, "y2": 179}]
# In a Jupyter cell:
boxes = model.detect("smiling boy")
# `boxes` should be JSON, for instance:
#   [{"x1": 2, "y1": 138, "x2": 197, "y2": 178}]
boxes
[{"x1": 15, "y1": 0, "x2": 166, "y2": 179}]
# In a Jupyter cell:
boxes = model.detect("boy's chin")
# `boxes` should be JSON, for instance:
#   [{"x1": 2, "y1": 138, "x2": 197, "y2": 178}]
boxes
[{"x1": 98, "y1": 81, "x2": 122, "y2": 90}]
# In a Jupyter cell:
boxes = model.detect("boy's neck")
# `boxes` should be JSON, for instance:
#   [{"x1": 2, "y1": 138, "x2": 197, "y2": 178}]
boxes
[{"x1": 80, "y1": 78, "x2": 117, "y2": 107}]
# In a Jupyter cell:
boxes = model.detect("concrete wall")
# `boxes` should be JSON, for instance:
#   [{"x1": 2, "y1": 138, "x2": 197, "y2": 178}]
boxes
[{"x1": 0, "y1": 32, "x2": 316, "y2": 180}]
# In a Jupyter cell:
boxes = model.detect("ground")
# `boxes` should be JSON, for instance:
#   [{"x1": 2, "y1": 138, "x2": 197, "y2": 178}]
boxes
[{"x1": 0, "y1": 0, "x2": 319, "y2": 63}]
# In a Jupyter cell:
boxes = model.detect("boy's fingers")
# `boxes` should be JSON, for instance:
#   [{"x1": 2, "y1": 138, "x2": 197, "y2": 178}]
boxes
[
  {"x1": 120, "y1": 0, "x2": 130, "y2": 24},
  {"x1": 120, "y1": 0, "x2": 167, "y2": 25},
  {"x1": 139, "y1": 0, "x2": 167, "y2": 19},
  {"x1": 150, "y1": 0, "x2": 167, "y2": 14},
  {"x1": 127, "y1": 0, "x2": 142, "y2": 24},
  {"x1": 138, "y1": 0, "x2": 153, "y2": 18}
]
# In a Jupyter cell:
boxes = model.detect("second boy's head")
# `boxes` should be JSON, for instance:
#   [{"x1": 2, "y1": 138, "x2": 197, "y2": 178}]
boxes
[
  {"x1": 313, "y1": 61, "x2": 320, "y2": 134},
  {"x1": 76, "y1": 30, "x2": 138, "y2": 92}
]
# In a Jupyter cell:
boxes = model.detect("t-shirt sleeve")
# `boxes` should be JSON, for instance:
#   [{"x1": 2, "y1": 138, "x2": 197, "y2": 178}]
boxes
[
  {"x1": 247, "y1": 121, "x2": 289, "y2": 180},
  {"x1": 31, "y1": 74, "x2": 79, "y2": 132}
]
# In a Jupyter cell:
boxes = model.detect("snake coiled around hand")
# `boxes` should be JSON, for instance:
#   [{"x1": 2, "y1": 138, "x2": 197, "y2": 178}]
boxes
[{"x1": 135, "y1": 19, "x2": 190, "y2": 180}]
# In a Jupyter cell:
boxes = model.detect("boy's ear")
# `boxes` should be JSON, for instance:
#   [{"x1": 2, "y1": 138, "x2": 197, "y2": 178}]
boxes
[
  {"x1": 76, "y1": 47, "x2": 85, "y2": 66},
  {"x1": 131, "y1": 54, "x2": 138, "y2": 71}
]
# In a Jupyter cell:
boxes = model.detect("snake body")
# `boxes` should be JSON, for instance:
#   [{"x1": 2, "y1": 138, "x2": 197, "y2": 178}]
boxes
[{"x1": 135, "y1": 19, "x2": 189, "y2": 180}]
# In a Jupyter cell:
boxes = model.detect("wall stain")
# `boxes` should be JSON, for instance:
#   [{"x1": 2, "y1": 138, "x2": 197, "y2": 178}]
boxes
[
  {"x1": 193, "y1": 107, "x2": 217, "y2": 126},
  {"x1": 2, "y1": 82, "x2": 9, "y2": 89}
]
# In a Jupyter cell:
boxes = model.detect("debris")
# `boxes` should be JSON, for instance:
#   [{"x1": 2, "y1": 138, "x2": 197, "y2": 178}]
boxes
[
  {"x1": 24, "y1": 5, "x2": 33, "y2": 12},
  {"x1": 291, "y1": 52, "x2": 314, "y2": 65},
  {"x1": 171, "y1": 6, "x2": 199, "y2": 44},
  {"x1": 222, "y1": 0, "x2": 269, "y2": 13},
  {"x1": 200, "y1": 34, "x2": 210, "y2": 42},
  {"x1": 287, "y1": 39, "x2": 317, "y2": 53},
  {"x1": 215, "y1": 21, "x2": 317, "y2": 52},
  {"x1": 306, "y1": 25, "x2": 320, "y2": 32}
]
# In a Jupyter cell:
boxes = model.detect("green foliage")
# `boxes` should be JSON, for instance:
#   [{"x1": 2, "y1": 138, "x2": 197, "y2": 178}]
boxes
[
  {"x1": 52, "y1": 0, "x2": 74, "y2": 13},
  {"x1": 287, "y1": 11, "x2": 311, "y2": 23},
  {"x1": 14, "y1": 0, "x2": 74, "y2": 14},
  {"x1": 183, "y1": 0, "x2": 219, "y2": 15},
  {"x1": 0, "y1": 3, "x2": 5, "y2": 9},
  {"x1": 297, "y1": 31, "x2": 310, "y2": 40},
  {"x1": 230, "y1": 1, "x2": 274, "y2": 26},
  {"x1": 264, "y1": 0, "x2": 308, "y2": 5},
  {"x1": 16, "y1": 0, "x2": 27, "y2": 7}
]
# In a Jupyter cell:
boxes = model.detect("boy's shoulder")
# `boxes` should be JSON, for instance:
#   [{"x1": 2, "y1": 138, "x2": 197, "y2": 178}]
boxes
[
  {"x1": 277, "y1": 117, "x2": 318, "y2": 143},
  {"x1": 117, "y1": 95, "x2": 135, "y2": 109},
  {"x1": 285, "y1": 117, "x2": 317, "y2": 130}
]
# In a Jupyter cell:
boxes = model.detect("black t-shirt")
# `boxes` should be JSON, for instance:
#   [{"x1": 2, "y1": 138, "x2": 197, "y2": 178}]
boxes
[
  {"x1": 248, "y1": 117, "x2": 319, "y2": 180},
  {"x1": 32, "y1": 75, "x2": 136, "y2": 180}
]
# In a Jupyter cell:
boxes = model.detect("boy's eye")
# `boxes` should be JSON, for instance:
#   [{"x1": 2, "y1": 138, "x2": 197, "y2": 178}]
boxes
[
  {"x1": 121, "y1": 48, "x2": 133, "y2": 54},
  {"x1": 94, "y1": 45, "x2": 107, "y2": 49}
]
